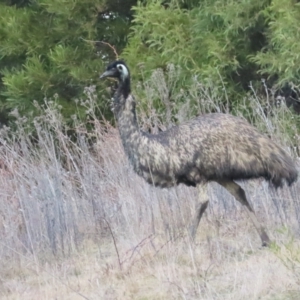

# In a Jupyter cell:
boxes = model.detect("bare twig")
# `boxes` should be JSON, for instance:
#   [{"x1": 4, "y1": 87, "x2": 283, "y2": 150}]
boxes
[
  {"x1": 104, "y1": 218, "x2": 122, "y2": 270},
  {"x1": 121, "y1": 234, "x2": 154, "y2": 265},
  {"x1": 98, "y1": 41, "x2": 119, "y2": 59},
  {"x1": 80, "y1": 37, "x2": 119, "y2": 59}
]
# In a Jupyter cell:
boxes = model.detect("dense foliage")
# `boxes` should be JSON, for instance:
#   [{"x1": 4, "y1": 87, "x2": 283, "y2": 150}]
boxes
[
  {"x1": 252, "y1": 0, "x2": 300, "y2": 86},
  {"x1": 0, "y1": 0, "x2": 300, "y2": 126},
  {"x1": 0, "y1": 0, "x2": 136, "y2": 123},
  {"x1": 124, "y1": 0, "x2": 300, "y2": 116}
]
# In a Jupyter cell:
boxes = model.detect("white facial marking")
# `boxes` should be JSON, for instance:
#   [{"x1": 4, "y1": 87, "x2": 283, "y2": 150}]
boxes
[{"x1": 117, "y1": 64, "x2": 129, "y2": 81}]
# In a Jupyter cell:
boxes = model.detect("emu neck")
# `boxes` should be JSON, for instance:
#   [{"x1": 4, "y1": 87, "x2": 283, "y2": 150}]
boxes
[
  {"x1": 113, "y1": 77, "x2": 142, "y2": 159},
  {"x1": 119, "y1": 77, "x2": 131, "y2": 100},
  {"x1": 113, "y1": 77, "x2": 131, "y2": 117}
]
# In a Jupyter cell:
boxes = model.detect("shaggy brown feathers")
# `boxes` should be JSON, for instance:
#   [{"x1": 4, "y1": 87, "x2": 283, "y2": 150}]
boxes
[
  {"x1": 101, "y1": 61, "x2": 297, "y2": 189},
  {"x1": 100, "y1": 60, "x2": 298, "y2": 246}
]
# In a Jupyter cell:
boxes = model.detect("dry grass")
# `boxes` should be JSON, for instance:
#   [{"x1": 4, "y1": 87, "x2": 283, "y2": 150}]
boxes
[
  {"x1": 0, "y1": 75, "x2": 300, "y2": 299},
  {"x1": 2, "y1": 229, "x2": 300, "y2": 300}
]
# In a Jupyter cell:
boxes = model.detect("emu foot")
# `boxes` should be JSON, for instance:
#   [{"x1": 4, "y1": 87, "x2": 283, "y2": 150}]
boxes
[
  {"x1": 189, "y1": 201, "x2": 209, "y2": 241},
  {"x1": 261, "y1": 231, "x2": 271, "y2": 247},
  {"x1": 189, "y1": 223, "x2": 197, "y2": 241}
]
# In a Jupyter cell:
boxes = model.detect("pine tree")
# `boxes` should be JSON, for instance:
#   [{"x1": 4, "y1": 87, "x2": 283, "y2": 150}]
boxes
[
  {"x1": 0, "y1": 0, "x2": 136, "y2": 122},
  {"x1": 123, "y1": 0, "x2": 300, "y2": 117}
]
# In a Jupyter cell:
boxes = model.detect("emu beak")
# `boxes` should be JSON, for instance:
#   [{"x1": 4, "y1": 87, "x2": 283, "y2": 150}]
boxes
[{"x1": 100, "y1": 69, "x2": 115, "y2": 79}]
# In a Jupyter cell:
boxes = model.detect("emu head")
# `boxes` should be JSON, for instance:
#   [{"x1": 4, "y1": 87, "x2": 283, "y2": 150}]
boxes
[
  {"x1": 100, "y1": 60, "x2": 132, "y2": 111},
  {"x1": 100, "y1": 60, "x2": 130, "y2": 83}
]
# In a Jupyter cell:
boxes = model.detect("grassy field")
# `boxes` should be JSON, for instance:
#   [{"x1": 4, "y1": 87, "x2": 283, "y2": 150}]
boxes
[{"x1": 0, "y1": 80, "x2": 300, "y2": 299}]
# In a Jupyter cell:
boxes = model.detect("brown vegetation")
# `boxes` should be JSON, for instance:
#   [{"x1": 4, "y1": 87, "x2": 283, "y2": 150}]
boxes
[{"x1": 0, "y1": 74, "x2": 299, "y2": 298}]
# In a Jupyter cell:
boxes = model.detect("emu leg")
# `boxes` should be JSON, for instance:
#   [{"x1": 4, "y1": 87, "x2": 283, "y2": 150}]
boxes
[
  {"x1": 216, "y1": 179, "x2": 271, "y2": 246},
  {"x1": 189, "y1": 184, "x2": 209, "y2": 240}
]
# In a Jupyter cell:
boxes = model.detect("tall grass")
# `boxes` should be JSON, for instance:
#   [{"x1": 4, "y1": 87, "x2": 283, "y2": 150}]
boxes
[{"x1": 0, "y1": 69, "x2": 299, "y2": 299}]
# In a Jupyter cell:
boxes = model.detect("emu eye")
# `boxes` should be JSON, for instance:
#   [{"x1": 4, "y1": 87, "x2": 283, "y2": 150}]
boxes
[{"x1": 117, "y1": 65, "x2": 123, "y2": 71}]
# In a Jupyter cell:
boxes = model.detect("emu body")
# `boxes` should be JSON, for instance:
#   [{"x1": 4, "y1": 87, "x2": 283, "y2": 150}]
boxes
[{"x1": 100, "y1": 61, "x2": 298, "y2": 246}]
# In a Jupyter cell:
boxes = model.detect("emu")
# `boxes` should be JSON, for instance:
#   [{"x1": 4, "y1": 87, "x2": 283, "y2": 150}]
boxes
[{"x1": 100, "y1": 60, "x2": 298, "y2": 246}]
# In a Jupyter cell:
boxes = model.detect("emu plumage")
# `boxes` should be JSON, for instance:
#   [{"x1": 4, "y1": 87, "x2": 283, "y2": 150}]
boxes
[{"x1": 100, "y1": 60, "x2": 298, "y2": 246}]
